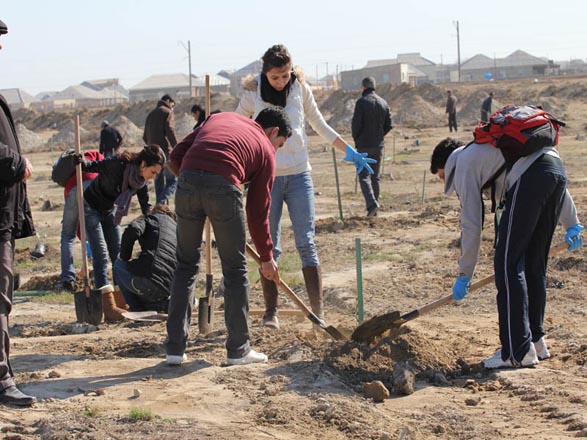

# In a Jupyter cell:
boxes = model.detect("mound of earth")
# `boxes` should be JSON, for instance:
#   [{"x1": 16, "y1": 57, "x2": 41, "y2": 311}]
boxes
[{"x1": 17, "y1": 123, "x2": 45, "y2": 153}]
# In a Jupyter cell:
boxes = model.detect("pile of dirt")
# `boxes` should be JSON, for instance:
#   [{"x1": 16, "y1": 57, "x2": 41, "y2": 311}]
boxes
[
  {"x1": 325, "y1": 327, "x2": 464, "y2": 392},
  {"x1": 175, "y1": 113, "x2": 195, "y2": 141},
  {"x1": 16, "y1": 123, "x2": 45, "y2": 152},
  {"x1": 20, "y1": 272, "x2": 84, "y2": 292},
  {"x1": 109, "y1": 114, "x2": 143, "y2": 148},
  {"x1": 47, "y1": 119, "x2": 92, "y2": 149}
]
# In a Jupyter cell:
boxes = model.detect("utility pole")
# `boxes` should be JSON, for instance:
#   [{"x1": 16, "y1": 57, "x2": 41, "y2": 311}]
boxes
[
  {"x1": 454, "y1": 20, "x2": 461, "y2": 82},
  {"x1": 179, "y1": 40, "x2": 193, "y2": 97}
]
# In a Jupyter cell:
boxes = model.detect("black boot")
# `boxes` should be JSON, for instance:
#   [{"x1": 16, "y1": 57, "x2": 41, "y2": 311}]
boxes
[
  {"x1": 0, "y1": 385, "x2": 36, "y2": 407},
  {"x1": 259, "y1": 270, "x2": 279, "y2": 329}
]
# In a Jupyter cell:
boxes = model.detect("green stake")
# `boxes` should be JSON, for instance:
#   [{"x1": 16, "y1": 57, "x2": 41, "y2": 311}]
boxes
[
  {"x1": 355, "y1": 238, "x2": 364, "y2": 324},
  {"x1": 332, "y1": 148, "x2": 344, "y2": 221}
]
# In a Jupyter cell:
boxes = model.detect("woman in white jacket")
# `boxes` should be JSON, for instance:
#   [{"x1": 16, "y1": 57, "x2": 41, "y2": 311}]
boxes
[{"x1": 236, "y1": 44, "x2": 374, "y2": 329}]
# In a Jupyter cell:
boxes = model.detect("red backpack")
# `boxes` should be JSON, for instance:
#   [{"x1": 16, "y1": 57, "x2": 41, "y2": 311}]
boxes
[{"x1": 473, "y1": 105, "x2": 565, "y2": 163}]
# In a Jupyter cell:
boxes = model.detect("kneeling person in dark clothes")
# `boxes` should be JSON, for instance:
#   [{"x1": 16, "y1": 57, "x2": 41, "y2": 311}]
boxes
[{"x1": 113, "y1": 204, "x2": 177, "y2": 312}]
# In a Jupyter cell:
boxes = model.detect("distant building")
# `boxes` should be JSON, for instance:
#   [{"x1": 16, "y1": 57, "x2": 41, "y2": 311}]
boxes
[
  {"x1": 32, "y1": 84, "x2": 128, "y2": 110},
  {"x1": 460, "y1": 50, "x2": 559, "y2": 81},
  {"x1": 129, "y1": 73, "x2": 198, "y2": 102},
  {"x1": 0, "y1": 88, "x2": 36, "y2": 109}
]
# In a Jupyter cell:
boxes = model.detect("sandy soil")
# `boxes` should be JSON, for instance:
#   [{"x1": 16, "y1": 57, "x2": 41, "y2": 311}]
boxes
[{"x1": 3, "y1": 75, "x2": 587, "y2": 439}]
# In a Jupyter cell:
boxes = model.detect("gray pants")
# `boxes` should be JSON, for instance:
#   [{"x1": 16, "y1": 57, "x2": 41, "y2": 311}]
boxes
[
  {"x1": 358, "y1": 150, "x2": 382, "y2": 212},
  {"x1": 0, "y1": 239, "x2": 15, "y2": 391},
  {"x1": 165, "y1": 170, "x2": 251, "y2": 359}
]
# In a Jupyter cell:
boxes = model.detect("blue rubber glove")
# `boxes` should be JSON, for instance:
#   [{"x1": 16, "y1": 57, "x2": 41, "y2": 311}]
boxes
[
  {"x1": 452, "y1": 276, "x2": 471, "y2": 301},
  {"x1": 343, "y1": 145, "x2": 377, "y2": 175},
  {"x1": 565, "y1": 224, "x2": 584, "y2": 252}
]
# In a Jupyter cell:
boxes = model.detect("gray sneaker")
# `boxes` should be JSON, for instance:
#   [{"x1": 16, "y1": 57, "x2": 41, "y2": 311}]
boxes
[
  {"x1": 534, "y1": 337, "x2": 551, "y2": 360},
  {"x1": 166, "y1": 354, "x2": 187, "y2": 366}
]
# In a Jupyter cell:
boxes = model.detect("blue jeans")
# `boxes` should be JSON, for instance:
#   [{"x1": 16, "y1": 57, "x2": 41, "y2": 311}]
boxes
[
  {"x1": 84, "y1": 203, "x2": 121, "y2": 289},
  {"x1": 358, "y1": 150, "x2": 382, "y2": 212},
  {"x1": 166, "y1": 170, "x2": 250, "y2": 359},
  {"x1": 155, "y1": 151, "x2": 177, "y2": 204},
  {"x1": 60, "y1": 181, "x2": 92, "y2": 283},
  {"x1": 270, "y1": 171, "x2": 319, "y2": 267},
  {"x1": 113, "y1": 259, "x2": 169, "y2": 312}
]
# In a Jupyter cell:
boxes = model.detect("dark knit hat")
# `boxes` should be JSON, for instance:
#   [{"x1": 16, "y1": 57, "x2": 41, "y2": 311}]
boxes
[{"x1": 0, "y1": 20, "x2": 8, "y2": 35}]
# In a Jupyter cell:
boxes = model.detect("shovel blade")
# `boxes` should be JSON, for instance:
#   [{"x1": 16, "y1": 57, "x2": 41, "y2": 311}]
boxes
[
  {"x1": 74, "y1": 289, "x2": 103, "y2": 325},
  {"x1": 324, "y1": 325, "x2": 349, "y2": 341},
  {"x1": 198, "y1": 297, "x2": 211, "y2": 335},
  {"x1": 351, "y1": 311, "x2": 403, "y2": 343}
]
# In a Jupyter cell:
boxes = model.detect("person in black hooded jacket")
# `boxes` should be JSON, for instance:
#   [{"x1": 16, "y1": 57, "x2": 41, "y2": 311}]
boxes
[
  {"x1": 113, "y1": 204, "x2": 177, "y2": 312},
  {"x1": 0, "y1": 19, "x2": 37, "y2": 407},
  {"x1": 351, "y1": 77, "x2": 393, "y2": 217}
]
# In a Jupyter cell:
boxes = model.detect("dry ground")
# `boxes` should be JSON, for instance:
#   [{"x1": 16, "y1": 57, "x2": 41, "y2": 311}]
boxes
[{"x1": 3, "y1": 77, "x2": 587, "y2": 439}]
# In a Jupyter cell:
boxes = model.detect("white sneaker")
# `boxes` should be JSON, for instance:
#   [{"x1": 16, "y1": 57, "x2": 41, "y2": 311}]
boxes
[
  {"x1": 227, "y1": 349, "x2": 268, "y2": 366},
  {"x1": 483, "y1": 343, "x2": 539, "y2": 369},
  {"x1": 166, "y1": 353, "x2": 187, "y2": 366},
  {"x1": 534, "y1": 337, "x2": 551, "y2": 360}
]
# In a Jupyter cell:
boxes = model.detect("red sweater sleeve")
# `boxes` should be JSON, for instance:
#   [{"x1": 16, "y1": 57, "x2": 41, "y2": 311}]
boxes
[{"x1": 245, "y1": 151, "x2": 275, "y2": 262}]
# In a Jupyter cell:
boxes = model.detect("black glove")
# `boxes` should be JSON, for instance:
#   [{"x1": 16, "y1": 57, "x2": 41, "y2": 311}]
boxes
[{"x1": 72, "y1": 153, "x2": 83, "y2": 165}]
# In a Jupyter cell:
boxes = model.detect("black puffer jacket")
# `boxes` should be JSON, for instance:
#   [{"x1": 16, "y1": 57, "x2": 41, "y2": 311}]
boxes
[
  {"x1": 82, "y1": 157, "x2": 150, "y2": 214},
  {"x1": 351, "y1": 89, "x2": 393, "y2": 153},
  {"x1": 0, "y1": 95, "x2": 35, "y2": 241},
  {"x1": 119, "y1": 213, "x2": 177, "y2": 291}
]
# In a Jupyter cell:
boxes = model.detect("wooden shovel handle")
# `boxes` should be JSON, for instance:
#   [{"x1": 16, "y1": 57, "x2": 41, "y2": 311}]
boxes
[
  {"x1": 415, "y1": 241, "x2": 570, "y2": 319},
  {"x1": 74, "y1": 116, "x2": 91, "y2": 297}
]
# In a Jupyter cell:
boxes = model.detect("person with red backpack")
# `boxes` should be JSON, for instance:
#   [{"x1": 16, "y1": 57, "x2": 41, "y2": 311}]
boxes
[{"x1": 430, "y1": 108, "x2": 583, "y2": 369}]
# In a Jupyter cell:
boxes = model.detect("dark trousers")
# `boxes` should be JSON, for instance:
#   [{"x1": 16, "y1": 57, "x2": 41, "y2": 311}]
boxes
[
  {"x1": 0, "y1": 238, "x2": 15, "y2": 391},
  {"x1": 113, "y1": 259, "x2": 169, "y2": 312},
  {"x1": 166, "y1": 170, "x2": 250, "y2": 359},
  {"x1": 494, "y1": 154, "x2": 567, "y2": 363},
  {"x1": 448, "y1": 112, "x2": 458, "y2": 132},
  {"x1": 358, "y1": 150, "x2": 382, "y2": 212}
]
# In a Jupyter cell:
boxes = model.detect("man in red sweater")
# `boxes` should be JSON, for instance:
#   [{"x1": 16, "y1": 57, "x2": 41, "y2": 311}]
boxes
[{"x1": 166, "y1": 107, "x2": 291, "y2": 366}]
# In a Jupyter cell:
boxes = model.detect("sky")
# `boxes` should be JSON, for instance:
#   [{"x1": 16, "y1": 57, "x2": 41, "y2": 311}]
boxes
[{"x1": 1, "y1": 0, "x2": 586, "y2": 95}]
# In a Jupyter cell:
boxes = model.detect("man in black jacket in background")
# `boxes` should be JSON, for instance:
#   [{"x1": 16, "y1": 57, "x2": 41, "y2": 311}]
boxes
[
  {"x1": 0, "y1": 19, "x2": 37, "y2": 407},
  {"x1": 351, "y1": 77, "x2": 393, "y2": 217},
  {"x1": 99, "y1": 120, "x2": 123, "y2": 158}
]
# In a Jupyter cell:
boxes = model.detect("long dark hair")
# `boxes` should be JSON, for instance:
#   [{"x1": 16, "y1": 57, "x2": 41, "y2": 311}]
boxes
[
  {"x1": 260, "y1": 44, "x2": 296, "y2": 107},
  {"x1": 119, "y1": 144, "x2": 166, "y2": 167}
]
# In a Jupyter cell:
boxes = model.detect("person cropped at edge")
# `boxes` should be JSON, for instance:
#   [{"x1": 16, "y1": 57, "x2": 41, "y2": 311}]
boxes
[
  {"x1": 0, "y1": 18, "x2": 37, "y2": 407},
  {"x1": 480, "y1": 92, "x2": 494, "y2": 123},
  {"x1": 235, "y1": 44, "x2": 376, "y2": 330},
  {"x1": 56, "y1": 150, "x2": 103, "y2": 293},
  {"x1": 99, "y1": 121, "x2": 123, "y2": 158},
  {"x1": 113, "y1": 204, "x2": 177, "y2": 313},
  {"x1": 430, "y1": 137, "x2": 583, "y2": 369},
  {"x1": 446, "y1": 90, "x2": 458, "y2": 132},
  {"x1": 351, "y1": 76, "x2": 393, "y2": 217},
  {"x1": 165, "y1": 108, "x2": 291, "y2": 366},
  {"x1": 190, "y1": 104, "x2": 205, "y2": 130},
  {"x1": 143, "y1": 94, "x2": 178, "y2": 204},
  {"x1": 77, "y1": 145, "x2": 165, "y2": 321}
]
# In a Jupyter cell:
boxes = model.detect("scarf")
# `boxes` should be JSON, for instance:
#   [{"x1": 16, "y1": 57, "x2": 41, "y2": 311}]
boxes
[
  {"x1": 260, "y1": 71, "x2": 297, "y2": 107},
  {"x1": 113, "y1": 162, "x2": 146, "y2": 225}
]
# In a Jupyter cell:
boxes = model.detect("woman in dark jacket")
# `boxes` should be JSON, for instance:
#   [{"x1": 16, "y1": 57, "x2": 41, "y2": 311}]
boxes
[
  {"x1": 113, "y1": 204, "x2": 177, "y2": 312},
  {"x1": 79, "y1": 144, "x2": 165, "y2": 319}
]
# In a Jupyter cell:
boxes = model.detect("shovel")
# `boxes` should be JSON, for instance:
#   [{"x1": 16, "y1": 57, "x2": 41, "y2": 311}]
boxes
[
  {"x1": 73, "y1": 115, "x2": 103, "y2": 325},
  {"x1": 351, "y1": 241, "x2": 570, "y2": 343},
  {"x1": 198, "y1": 75, "x2": 215, "y2": 335},
  {"x1": 246, "y1": 243, "x2": 348, "y2": 341}
]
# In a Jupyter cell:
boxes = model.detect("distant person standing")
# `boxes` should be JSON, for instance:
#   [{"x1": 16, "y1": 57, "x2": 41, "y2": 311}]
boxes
[
  {"x1": 480, "y1": 92, "x2": 494, "y2": 123},
  {"x1": 99, "y1": 121, "x2": 123, "y2": 158},
  {"x1": 446, "y1": 90, "x2": 458, "y2": 132},
  {"x1": 0, "y1": 18, "x2": 37, "y2": 407},
  {"x1": 143, "y1": 94, "x2": 178, "y2": 204},
  {"x1": 351, "y1": 77, "x2": 393, "y2": 217}
]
